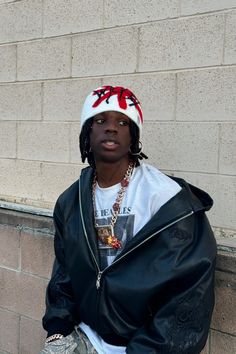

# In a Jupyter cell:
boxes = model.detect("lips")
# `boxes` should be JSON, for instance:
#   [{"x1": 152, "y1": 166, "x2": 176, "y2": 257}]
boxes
[
  {"x1": 104, "y1": 141, "x2": 116, "y2": 146},
  {"x1": 101, "y1": 138, "x2": 119, "y2": 144},
  {"x1": 101, "y1": 139, "x2": 119, "y2": 149}
]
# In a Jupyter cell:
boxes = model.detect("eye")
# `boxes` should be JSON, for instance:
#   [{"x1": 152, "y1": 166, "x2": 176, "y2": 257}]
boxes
[
  {"x1": 94, "y1": 118, "x2": 105, "y2": 125},
  {"x1": 119, "y1": 120, "x2": 129, "y2": 126}
]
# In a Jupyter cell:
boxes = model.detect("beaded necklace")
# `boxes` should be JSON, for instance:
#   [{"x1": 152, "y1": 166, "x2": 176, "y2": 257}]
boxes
[{"x1": 92, "y1": 161, "x2": 134, "y2": 249}]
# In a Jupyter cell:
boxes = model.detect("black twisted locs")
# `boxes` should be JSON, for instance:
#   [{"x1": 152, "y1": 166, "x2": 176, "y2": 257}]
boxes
[
  {"x1": 79, "y1": 119, "x2": 148, "y2": 168},
  {"x1": 79, "y1": 118, "x2": 94, "y2": 166}
]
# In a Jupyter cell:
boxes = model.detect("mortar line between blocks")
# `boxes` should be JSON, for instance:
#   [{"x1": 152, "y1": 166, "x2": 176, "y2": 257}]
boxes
[
  {"x1": 210, "y1": 328, "x2": 236, "y2": 338},
  {"x1": 0, "y1": 63, "x2": 236, "y2": 85}
]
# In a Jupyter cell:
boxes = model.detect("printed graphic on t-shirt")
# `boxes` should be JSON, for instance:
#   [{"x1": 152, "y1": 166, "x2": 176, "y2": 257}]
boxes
[
  {"x1": 94, "y1": 163, "x2": 182, "y2": 270},
  {"x1": 95, "y1": 213, "x2": 135, "y2": 269}
]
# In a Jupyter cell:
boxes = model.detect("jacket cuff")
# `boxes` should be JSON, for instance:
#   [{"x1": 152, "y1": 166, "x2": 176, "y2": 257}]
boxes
[{"x1": 46, "y1": 319, "x2": 75, "y2": 338}]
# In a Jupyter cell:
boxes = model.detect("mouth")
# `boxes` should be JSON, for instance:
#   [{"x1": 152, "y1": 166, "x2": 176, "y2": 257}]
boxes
[{"x1": 101, "y1": 140, "x2": 119, "y2": 150}]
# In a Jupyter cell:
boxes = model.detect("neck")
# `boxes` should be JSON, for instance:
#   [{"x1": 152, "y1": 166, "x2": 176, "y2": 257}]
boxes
[{"x1": 94, "y1": 159, "x2": 131, "y2": 188}]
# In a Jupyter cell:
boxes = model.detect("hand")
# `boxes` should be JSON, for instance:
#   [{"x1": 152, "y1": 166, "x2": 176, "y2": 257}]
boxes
[{"x1": 40, "y1": 333, "x2": 77, "y2": 354}]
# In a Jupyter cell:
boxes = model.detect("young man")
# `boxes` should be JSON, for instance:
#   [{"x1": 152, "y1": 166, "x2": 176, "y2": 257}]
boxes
[{"x1": 41, "y1": 85, "x2": 216, "y2": 354}]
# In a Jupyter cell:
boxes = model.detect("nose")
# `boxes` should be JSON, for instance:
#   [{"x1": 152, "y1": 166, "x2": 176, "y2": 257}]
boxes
[{"x1": 105, "y1": 120, "x2": 118, "y2": 133}]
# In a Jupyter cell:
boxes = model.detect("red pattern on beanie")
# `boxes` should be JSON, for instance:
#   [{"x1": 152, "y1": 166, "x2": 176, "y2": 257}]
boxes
[{"x1": 92, "y1": 86, "x2": 143, "y2": 124}]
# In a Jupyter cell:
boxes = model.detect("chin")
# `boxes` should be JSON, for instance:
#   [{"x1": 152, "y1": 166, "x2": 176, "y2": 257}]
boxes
[{"x1": 96, "y1": 154, "x2": 129, "y2": 164}]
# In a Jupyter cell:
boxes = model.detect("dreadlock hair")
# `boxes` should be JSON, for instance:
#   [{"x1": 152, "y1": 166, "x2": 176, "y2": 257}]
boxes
[
  {"x1": 79, "y1": 118, "x2": 148, "y2": 168},
  {"x1": 79, "y1": 117, "x2": 94, "y2": 167},
  {"x1": 128, "y1": 121, "x2": 148, "y2": 165}
]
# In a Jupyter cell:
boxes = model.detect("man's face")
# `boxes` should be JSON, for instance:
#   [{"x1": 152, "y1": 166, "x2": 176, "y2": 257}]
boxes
[{"x1": 90, "y1": 111, "x2": 131, "y2": 164}]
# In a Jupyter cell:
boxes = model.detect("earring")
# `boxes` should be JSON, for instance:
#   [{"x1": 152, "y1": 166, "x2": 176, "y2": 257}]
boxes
[{"x1": 129, "y1": 141, "x2": 143, "y2": 156}]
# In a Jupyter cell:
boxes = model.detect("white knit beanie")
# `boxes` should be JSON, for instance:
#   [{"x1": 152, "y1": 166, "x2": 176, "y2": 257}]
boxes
[{"x1": 80, "y1": 85, "x2": 143, "y2": 133}]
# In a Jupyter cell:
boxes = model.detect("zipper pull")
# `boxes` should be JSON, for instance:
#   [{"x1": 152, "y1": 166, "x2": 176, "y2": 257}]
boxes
[{"x1": 96, "y1": 272, "x2": 102, "y2": 289}]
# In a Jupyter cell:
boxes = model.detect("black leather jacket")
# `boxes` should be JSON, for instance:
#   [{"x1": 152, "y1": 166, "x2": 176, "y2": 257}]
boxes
[{"x1": 43, "y1": 166, "x2": 217, "y2": 354}]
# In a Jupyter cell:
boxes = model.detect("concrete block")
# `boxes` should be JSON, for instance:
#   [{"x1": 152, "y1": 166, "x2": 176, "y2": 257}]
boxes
[
  {"x1": 139, "y1": 123, "x2": 174, "y2": 170},
  {"x1": 0, "y1": 267, "x2": 48, "y2": 320},
  {"x1": 43, "y1": 78, "x2": 102, "y2": 122},
  {"x1": 104, "y1": 0, "x2": 179, "y2": 27},
  {"x1": 0, "y1": 159, "x2": 42, "y2": 202},
  {"x1": 172, "y1": 172, "x2": 236, "y2": 230},
  {"x1": 181, "y1": 0, "x2": 236, "y2": 15},
  {"x1": 41, "y1": 162, "x2": 82, "y2": 203},
  {"x1": 70, "y1": 123, "x2": 81, "y2": 163},
  {"x1": 102, "y1": 73, "x2": 176, "y2": 121},
  {"x1": 0, "y1": 45, "x2": 16, "y2": 82},
  {"x1": 43, "y1": 0, "x2": 103, "y2": 37},
  {"x1": 219, "y1": 123, "x2": 236, "y2": 175},
  {"x1": 0, "y1": 122, "x2": 16, "y2": 158},
  {"x1": 17, "y1": 37, "x2": 71, "y2": 81},
  {"x1": 139, "y1": 14, "x2": 224, "y2": 71},
  {"x1": 176, "y1": 67, "x2": 236, "y2": 122},
  {"x1": 17, "y1": 122, "x2": 70, "y2": 162},
  {"x1": 0, "y1": 308, "x2": 19, "y2": 354},
  {"x1": 224, "y1": 11, "x2": 236, "y2": 64},
  {"x1": 0, "y1": 83, "x2": 41, "y2": 120},
  {"x1": 72, "y1": 27, "x2": 138, "y2": 77},
  {"x1": 212, "y1": 270, "x2": 236, "y2": 335},
  {"x1": 174, "y1": 122, "x2": 218, "y2": 173},
  {"x1": 21, "y1": 231, "x2": 54, "y2": 279},
  {"x1": 142, "y1": 122, "x2": 218, "y2": 173},
  {"x1": 19, "y1": 316, "x2": 46, "y2": 354},
  {"x1": 210, "y1": 330, "x2": 236, "y2": 354},
  {"x1": 0, "y1": 225, "x2": 20, "y2": 269},
  {"x1": 217, "y1": 242, "x2": 236, "y2": 273},
  {"x1": 0, "y1": 0, "x2": 42, "y2": 44},
  {"x1": 214, "y1": 175, "x2": 236, "y2": 230}
]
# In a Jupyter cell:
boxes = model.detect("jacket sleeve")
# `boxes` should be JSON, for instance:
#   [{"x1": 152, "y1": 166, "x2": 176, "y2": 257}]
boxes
[
  {"x1": 126, "y1": 212, "x2": 217, "y2": 354},
  {"x1": 42, "y1": 199, "x2": 77, "y2": 337}
]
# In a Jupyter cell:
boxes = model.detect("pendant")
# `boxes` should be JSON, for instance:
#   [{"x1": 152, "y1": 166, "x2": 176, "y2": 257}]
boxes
[{"x1": 96, "y1": 225, "x2": 122, "y2": 249}]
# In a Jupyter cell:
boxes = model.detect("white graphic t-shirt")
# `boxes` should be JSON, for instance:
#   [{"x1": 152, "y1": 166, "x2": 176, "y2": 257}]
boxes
[{"x1": 80, "y1": 163, "x2": 182, "y2": 354}]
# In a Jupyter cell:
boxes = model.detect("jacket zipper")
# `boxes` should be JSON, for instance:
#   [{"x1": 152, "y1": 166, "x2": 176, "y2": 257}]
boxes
[
  {"x1": 79, "y1": 183, "x2": 194, "y2": 289},
  {"x1": 96, "y1": 271, "x2": 102, "y2": 289}
]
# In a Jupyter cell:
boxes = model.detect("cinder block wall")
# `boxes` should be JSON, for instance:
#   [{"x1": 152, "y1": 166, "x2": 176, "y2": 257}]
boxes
[
  {"x1": 0, "y1": 0, "x2": 235, "y2": 237},
  {"x1": 0, "y1": 0, "x2": 236, "y2": 353}
]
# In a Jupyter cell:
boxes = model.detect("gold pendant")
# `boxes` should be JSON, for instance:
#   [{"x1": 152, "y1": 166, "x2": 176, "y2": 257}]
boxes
[
  {"x1": 96, "y1": 225, "x2": 114, "y2": 245},
  {"x1": 96, "y1": 225, "x2": 122, "y2": 249}
]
